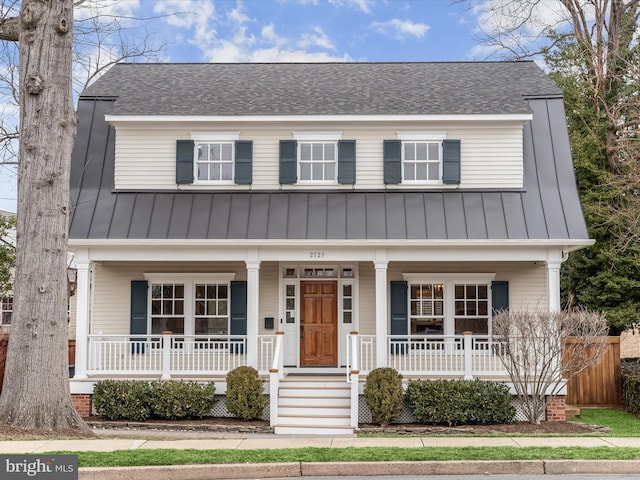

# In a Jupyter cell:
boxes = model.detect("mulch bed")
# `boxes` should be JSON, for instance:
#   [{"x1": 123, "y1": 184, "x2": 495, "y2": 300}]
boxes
[{"x1": 0, "y1": 416, "x2": 609, "y2": 439}]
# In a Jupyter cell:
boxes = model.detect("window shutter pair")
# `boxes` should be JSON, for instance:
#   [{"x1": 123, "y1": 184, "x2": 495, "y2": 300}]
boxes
[
  {"x1": 175, "y1": 140, "x2": 253, "y2": 185},
  {"x1": 279, "y1": 140, "x2": 356, "y2": 184},
  {"x1": 130, "y1": 280, "x2": 248, "y2": 338},
  {"x1": 383, "y1": 139, "x2": 461, "y2": 184},
  {"x1": 389, "y1": 280, "x2": 509, "y2": 336}
]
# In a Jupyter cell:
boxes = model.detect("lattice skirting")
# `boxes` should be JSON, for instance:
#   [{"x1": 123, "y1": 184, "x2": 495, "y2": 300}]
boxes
[
  {"x1": 358, "y1": 396, "x2": 546, "y2": 424},
  {"x1": 211, "y1": 395, "x2": 271, "y2": 422}
]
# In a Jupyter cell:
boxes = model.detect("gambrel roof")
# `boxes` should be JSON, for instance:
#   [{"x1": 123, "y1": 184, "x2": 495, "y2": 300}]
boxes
[
  {"x1": 69, "y1": 62, "x2": 589, "y2": 245},
  {"x1": 82, "y1": 62, "x2": 562, "y2": 117}
]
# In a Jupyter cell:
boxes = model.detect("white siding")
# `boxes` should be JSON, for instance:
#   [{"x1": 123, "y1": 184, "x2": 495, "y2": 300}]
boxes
[
  {"x1": 258, "y1": 262, "x2": 279, "y2": 335},
  {"x1": 357, "y1": 262, "x2": 376, "y2": 335},
  {"x1": 112, "y1": 122, "x2": 524, "y2": 190}
]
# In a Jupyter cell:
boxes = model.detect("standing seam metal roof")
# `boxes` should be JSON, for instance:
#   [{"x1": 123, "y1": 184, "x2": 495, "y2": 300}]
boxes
[{"x1": 69, "y1": 62, "x2": 587, "y2": 242}]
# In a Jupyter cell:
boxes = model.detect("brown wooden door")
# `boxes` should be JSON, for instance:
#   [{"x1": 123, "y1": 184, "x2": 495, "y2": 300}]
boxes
[{"x1": 300, "y1": 281, "x2": 338, "y2": 366}]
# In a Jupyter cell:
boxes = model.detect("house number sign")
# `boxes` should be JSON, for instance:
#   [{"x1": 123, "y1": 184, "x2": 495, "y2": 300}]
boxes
[{"x1": 309, "y1": 251, "x2": 325, "y2": 259}]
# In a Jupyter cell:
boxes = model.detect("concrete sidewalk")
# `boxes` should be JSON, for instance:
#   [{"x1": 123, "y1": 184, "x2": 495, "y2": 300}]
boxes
[{"x1": 2, "y1": 430, "x2": 640, "y2": 478}]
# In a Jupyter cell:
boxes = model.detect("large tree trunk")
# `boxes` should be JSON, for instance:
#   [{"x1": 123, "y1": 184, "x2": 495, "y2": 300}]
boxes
[{"x1": 0, "y1": 0, "x2": 90, "y2": 433}]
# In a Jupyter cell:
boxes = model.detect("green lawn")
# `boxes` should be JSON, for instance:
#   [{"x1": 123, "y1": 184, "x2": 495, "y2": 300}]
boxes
[
  {"x1": 571, "y1": 408, "x2": 640, "y2": 436},
  {"x1": 46, "y1": 446, "x2": 639, "y2": 467}
]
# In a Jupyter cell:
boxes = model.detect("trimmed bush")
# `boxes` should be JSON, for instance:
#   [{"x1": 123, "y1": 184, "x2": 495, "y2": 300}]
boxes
[
  {"x1": 406, "y1": 379, "x2": 514, "y2": 426},
  {"x1": 93, "y1": 380, "x2": 152, "y2": 421},
  {"x1": 622, "y1": 362, "x2": 640, "y2": 416},
  {"x1": 149, "y1": 381, "x2": 216, "y2": 420},
  {"x1": 363, "y1": 368, "x2": 404, "y2": 426},
  {"x1": 225, "y1": 366, "x2": 267, "y2": 420}
]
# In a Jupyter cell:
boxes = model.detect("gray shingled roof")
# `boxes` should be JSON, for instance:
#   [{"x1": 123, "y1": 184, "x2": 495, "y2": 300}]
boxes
[
  {"x1": 69, "y1": 84, "x2": 588, "y2": 242},
  {"x1": 82, "y1": 62, "x2": 562, "y2": 116}
]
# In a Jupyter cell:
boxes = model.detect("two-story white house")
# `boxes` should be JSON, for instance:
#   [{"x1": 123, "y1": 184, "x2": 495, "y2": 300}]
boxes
[{"x1": 68, "y1": 62, "x2": 592, "y2": 433}]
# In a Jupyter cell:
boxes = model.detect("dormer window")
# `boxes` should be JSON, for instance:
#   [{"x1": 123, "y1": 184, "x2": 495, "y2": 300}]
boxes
[
  {"x1": 175, "y1": 133, "x2": 252, "y2": 185},
  {"x1": 279, "y1": 132, "x2": 356, "y2": 185},
  {"x1": 196, "y1": 142, "x2": 234, "y2": 183},
  {"x1": 384, "y1": 132, "x2": 461, "y2": 186},
  {"x1": 299, "y1": 141, "x2": 337, "y2": 183},
  {"x1": 402, "y1": 141, "x2": 441, "y2": 183}
]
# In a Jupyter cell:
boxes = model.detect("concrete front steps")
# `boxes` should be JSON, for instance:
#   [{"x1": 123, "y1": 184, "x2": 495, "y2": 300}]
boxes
[{"x1": 273, "y1": 375, "x2": 353, "y2": 435}]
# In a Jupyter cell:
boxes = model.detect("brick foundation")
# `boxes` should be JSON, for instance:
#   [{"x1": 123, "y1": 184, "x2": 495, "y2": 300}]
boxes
[
  {"x1": 545, "y1": 395, "x2": 566, "y2": 422},
  {"x1": 71, "y1": 394, "x2": 91, "y2": 418}
]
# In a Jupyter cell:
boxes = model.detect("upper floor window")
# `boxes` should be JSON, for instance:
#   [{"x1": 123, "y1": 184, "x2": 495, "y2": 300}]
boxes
[
  {"x1": 385, "y1": 134, "x2": 460, "y2": 186},
  {"x1": 1, "y1": 297, "x2": 12, "y2": 325},
  {"x1": 176, "y1": 133, "x2": 252, "y2": 185},
  {"x1": 299, "y1": 142, "x2": 337, "y2": 182},
  {"x1": 196, "y1": 142, "x2": 234, "y2": 183},
  {"x1": 280, "y1": 133, "x2": 355, "y2": 185},
  {"x1": 403, "y1": 141, "x2": 441, "y2": 183}
]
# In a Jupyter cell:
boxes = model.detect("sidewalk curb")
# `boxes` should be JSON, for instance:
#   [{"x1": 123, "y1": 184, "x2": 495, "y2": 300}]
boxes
[{"x1": 79, "y1": 460, "x2": 640, "y2": 479}]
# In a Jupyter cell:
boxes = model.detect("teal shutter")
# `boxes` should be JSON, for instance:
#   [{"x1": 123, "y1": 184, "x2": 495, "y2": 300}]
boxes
[
  {"x1": 390, "y1": 281, "x2": 408, "y2": 354},
  {"x1": 491, "y1": 281, "x2": 509, "y2": 315},
  {"x1": 234, "y1": 140, "x2": 253, "y2": 185},
  {"x1": 130, "y1": 281, "x2": 148, "y2": 353},
  {"x1": 176, "y1": 140, "x2": 195, "y2": 184},
  {"x1": 279, "y1": 140, "x2": 297, "y2": 184},
  {"x1": 230, "y1": 281, "x2": 247, "y2": 354},
  {"x1": 384, "y1": 140, "x2": 402, "y2": 184},
  {"x1": 337, "y1": 140, "x2": 356, "y2": 184},
  {"x1": 230, "y1": 280, "x2": 247, "y2": 333},
  {"x1": 442, "y1": 139, "x2": 461, "y2": 184}
]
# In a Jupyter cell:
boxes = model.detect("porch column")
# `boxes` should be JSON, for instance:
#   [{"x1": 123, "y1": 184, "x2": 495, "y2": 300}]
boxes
[
  {"x1": 72, "y1": 259, "x2": 91, "y2": 379},
  {"x1": 246, "y1": 259, "x2": 260, "y2": 368},
  {"x1": 547, "y1": 259, "x2": 562, "y2": 312},
  {"x1": 374, "y1": 260, "x2": 388, "y2": 368}
]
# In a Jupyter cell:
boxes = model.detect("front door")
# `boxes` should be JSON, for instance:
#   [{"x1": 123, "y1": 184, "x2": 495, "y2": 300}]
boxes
[{"x1": 300, "y1": 281, "x2": 338, "y2": 366}]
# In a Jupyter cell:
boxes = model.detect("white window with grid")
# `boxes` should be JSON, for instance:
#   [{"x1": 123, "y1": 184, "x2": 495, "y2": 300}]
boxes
[
  {"x1": 404, "y1": 274, "x2": 495, "y2": 336},
  {"x1": 196, "y1": 142, "x2": 234, "y2": 183},
  {"x1": 1, "y1": 297, "x2": 12, "y2": 325},
  {"x1": 298, "y1": 142, "x2": 337, "y2": 182},
  {"x1": 397, "y1": 132, "x2": 446, "y2": 184},
  {"x1": 150, "y1": 283, "x2": 185, "y2": 335},
  {"x1": 145, "y1": 274, "x2": 235, "y2": 336},
  {"x1": 293, "y1": 132, "x2": 342, "y2": 184},
  {"x1": 194, "y1": 283, "x2": 229, "y2": 335}
]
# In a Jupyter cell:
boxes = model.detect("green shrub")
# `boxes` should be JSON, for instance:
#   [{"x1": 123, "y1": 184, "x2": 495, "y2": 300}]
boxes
[
  {"x1": 363, "y1": 368, "x2": 404, "y2": 426},
  {"x1": 92, "y1": 380, "x2": 152, "y2": 421},
  {"x1": 149, "y1": 381, "x2": 216, "y2": 420},
  {"x1": 406, "y1": 379, "x2": 515, "y2": 426},
  {"x1": 225, "y1": 366, "x2": 267, "y2": 420},
  {"x1": 622, "y1": 363, "x2": 640, "y2": 416}
]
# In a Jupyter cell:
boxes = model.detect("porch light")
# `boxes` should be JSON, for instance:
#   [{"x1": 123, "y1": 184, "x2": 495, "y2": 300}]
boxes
[{"x1": 67, "y1": 266, "x2": 77, "y2": 298}]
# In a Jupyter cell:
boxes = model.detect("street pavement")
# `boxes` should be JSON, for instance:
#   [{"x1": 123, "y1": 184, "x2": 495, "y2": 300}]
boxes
[{"x1": 2, "y1": 429, "x2": 640, "y2": 478}]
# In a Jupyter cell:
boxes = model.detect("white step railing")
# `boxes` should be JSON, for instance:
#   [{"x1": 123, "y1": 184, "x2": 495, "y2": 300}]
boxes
[
  {"x1": 269, "y1": 331, "x2": 285, "y2": 427},
  {"x1": 87, "y1": 333, "x2": 276, "y2": 378}
]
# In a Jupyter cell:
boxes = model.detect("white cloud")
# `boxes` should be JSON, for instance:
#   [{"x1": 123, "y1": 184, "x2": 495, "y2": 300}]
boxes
[
  {"x1": 154, "y1": 0, "x2": 217, "y2": 47},
  {"x1": 469, "y1": 0, "x2": 580, "y2": 57},
  {"x1": 299, "y1": 27, "x2": 336, "y2": 51},
  {"x1": 292, "y1": 0, "x2": 373, "y2": 13},
  {"x1": 370, "y1": 18, "x2": 430, "y2": 40},
  {"x1": 155, "y1": 0, "x2": 351, "y2": 62}
]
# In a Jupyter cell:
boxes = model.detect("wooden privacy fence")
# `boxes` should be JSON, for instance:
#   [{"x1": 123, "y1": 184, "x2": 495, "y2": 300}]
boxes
[
  {"x1": 565, "y1": 336, "x2": 621, "y2": 406},
  {"x1": 0, "y1": 334, "x2": 76, "y2": 393}
]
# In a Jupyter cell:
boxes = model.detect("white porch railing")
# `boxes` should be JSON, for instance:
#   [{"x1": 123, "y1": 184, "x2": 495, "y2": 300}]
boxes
[
  {"x1": 269, "y1": 331, "x2": 285, "y2": 427},
  {"x1": 346, "y1": 333, "x2": 507, "y2": 378},
  {"x1": 388, "y1": 333, "x2": 507, "y2": 378},
  {"x1": 86, "y1": 333, "x2": 276, "y2": 377}
]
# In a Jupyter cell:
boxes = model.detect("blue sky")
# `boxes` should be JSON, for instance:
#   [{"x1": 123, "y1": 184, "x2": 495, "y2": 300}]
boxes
[{"x1": 0, "y1": 0, "x2": 524, "y2": 212}]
